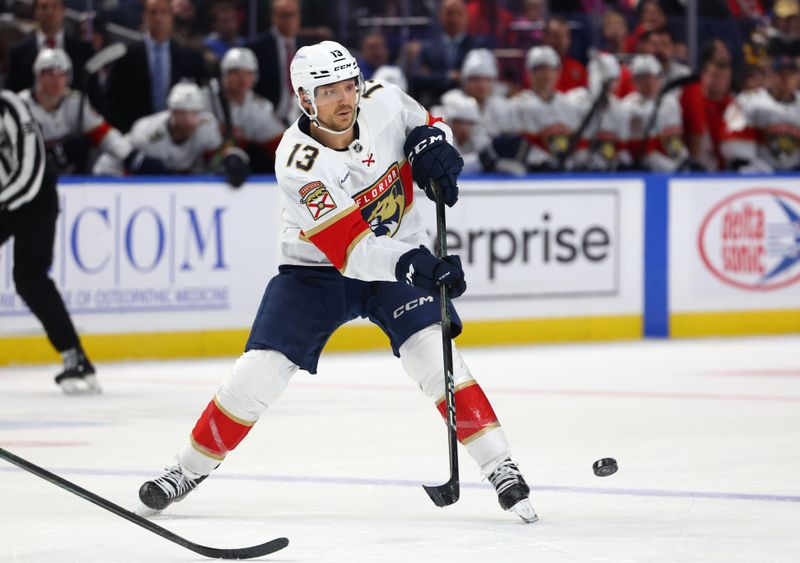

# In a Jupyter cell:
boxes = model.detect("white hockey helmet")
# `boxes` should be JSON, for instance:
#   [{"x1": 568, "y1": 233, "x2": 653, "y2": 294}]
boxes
[
  {"x1": 167, "y1": 81, "x2": 204, "y2": 111},
  {"x1": 290, "y1": 40, "x2": 363, "y2": 133},
  {"x1": 221, "y1": 47, "x2": 259, "y2": 77},
  {"x1": 34, "y1": 48, "x2": 73, "y2": 82},
  {"x1": 440, "y1": 91, "x2": 481, "y2": 123},
  {"x1": 461, "y1": 48, "x2": 498, "y2": 80},
  {"x1": 526, "y1": 46, "x2": 561, "y2": 70},
  {"x1": 372, "y1": 65, "x2": 408, "y2": 91},
  {"x1": 630, "y1": 54, "x2": 662, "y2": 77},
  {"x1": 588, "y1": 51, "x2": 621, "y2": 95}
]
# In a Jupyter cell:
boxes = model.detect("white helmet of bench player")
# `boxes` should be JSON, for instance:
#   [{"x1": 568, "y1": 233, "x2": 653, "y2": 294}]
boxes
[
  {"x1": 221, "y1": 47, "x2": 259, "y2": 78},
  {"x1": 167, "y1": 81, "x2": 204, "y2": 111},
  {"x1": 34, "y1": 48, "x2": 73, "y2": 83},
  {"x1": 290, "y1": 40, "x2": 364, "y2": 135}
]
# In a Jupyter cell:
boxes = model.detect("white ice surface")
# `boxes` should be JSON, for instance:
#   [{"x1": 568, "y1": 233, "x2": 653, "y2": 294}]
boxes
[{"x1": 1, "y1": 336, "x2": 799, "y2": 562}]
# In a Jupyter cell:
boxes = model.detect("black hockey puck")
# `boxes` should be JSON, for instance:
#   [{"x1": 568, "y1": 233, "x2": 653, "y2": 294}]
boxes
[{"x1": 593, "y1": 457, "x2": 618, "y2": 477}]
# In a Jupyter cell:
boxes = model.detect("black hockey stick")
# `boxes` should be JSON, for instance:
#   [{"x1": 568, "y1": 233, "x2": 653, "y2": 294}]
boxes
[
  {"x1": 0, "y1": 448, "x2": 289, "y2": 559},
  {"x1": 422, "y1": 180, "x2": 460, "y2": 508},
  {"x1": 633, "y1": 72, "x2": 699, "y2": 167},
  {"x1": 558, "y1": 78, "x2": 613, "y2": 168}
]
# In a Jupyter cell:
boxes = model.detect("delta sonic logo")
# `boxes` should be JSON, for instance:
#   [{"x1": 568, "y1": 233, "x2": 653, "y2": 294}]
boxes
[
  {"x1": 698, "y1": 188, "x2": 800, "y2": 291},
  {"x1": 353, "y1": 162, "x2": 409, "y2": 237},
  {"x1": 299, "y1": 181, "x2": 337, "y2": 220}
]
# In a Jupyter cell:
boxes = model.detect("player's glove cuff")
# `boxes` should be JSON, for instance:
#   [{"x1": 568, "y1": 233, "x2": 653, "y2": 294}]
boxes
[{"x1": 403, "y1": 125, "x2": 463, "y2": 207}]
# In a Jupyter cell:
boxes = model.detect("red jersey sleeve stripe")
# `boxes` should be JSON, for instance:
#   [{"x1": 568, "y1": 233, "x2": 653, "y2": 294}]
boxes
[
  {"x1": 86, "y1": 121, "x2": 112, "y2": 146},
  {"x1": 722, "y1": 128, "x2": 758, "y2": 142},
  {"x1": 426, "y1": 112, "x2": 444, "y2": 126},
  {"x1": 307, "y1": 205, "x2": 372, "y2": 270}
]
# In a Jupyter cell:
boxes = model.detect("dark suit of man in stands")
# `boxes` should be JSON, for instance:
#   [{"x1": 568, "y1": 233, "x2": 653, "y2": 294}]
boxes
[
  {"x1": 104, "y1": 0, "x2": 207, "y2": 133},
  {"x1": 412, "y1": 0, "x2": 484, "y2": 106},
  {"x1": 246, "y1": 0, "x2": 303, "y2": 125},
  {"x1": 5, "y1": 0, "x2": 94, "y2": 93}
]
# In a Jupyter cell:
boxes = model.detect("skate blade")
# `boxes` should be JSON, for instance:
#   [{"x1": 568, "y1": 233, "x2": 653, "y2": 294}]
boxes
[
  {"x1": 509, "y1": 499, "x2": 539, "y2": 523},
  {"x1": 134, "y1": 502, "x2": 162, "y2": 518}
]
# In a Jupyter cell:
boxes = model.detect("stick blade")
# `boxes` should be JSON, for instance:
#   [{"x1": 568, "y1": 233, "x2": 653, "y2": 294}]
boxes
[
  {"x1": 85, "y1": 42, "x2": 128, "y2": 74},
  {"x1": 423, "y1": 480, "x2": 460, "y2": 507},
  {"x1": 189, "y1": 537, "x2": 289, "y2": 560}
]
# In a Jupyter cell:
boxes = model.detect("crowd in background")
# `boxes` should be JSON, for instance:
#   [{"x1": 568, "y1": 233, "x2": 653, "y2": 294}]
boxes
[{"x1": 2, "y1": 0, "x2": 800, "y2": 178}]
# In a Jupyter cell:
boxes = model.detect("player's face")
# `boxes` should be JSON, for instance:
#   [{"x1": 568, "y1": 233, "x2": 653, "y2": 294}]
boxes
[
  {"x1": 464, "y1": 76, "x2": 494, "y2": 104},
  {"x1": 224, "y1": 69, "x2": 256, "y2": 100},
  {"x1": 635, "y1": 73, "x2": 661, "y2": 99},
  {"x1": 170, "y1": 109, "x2": 200, "y2": 141},
  {"x1": 772, "y1": 67, "x2": 800, "y2": 98},
  {"x1": 37, "y1": 69, "x2": 68, "y2": 100},
  {"x1": 530, "y1": 66, "x2": 559, "y2": 96},
  {"x1": 450, "y1": 119, "x2": 473, "y2": 147},
  {"x1": 312, "y1": 78, "x2": 359, "y2": 131}
]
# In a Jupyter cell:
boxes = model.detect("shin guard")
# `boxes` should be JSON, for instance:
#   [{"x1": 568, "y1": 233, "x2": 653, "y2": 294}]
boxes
[
  {"x1": 435, "y1": 380, "x2": 500, "y2": 445},
  {"x1": 189, "y1": 396, "x2": 255, "y2": 461}
]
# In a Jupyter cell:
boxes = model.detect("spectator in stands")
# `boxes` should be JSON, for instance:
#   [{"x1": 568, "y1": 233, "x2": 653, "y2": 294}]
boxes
[
  {"x1": 411, "y1": 0, "x2": 482, "y2": 106},
  {"x1": 622, "y1": 54, "x2": 688, "y2": 172},
  {"x1": 543, "y1": 17, "x2": 588, "y2": 92},
  {"x1": 700, "y1": 40, "x2": 734, "y2": 170},
  {"x1": 624, "y1": 0, "x2": 669, "y2": 54},
  {"x1": 172, "y1": 0, "x2": 205, "y2": 51},
  {"x1": 567, "y1": 52, "x2": 632, "y2": 171},
  {"x1": 204, "y1": 0, "x2": 245, "y2": 62},
  {"x1": 739, "y1": 63, "x2": 767, "y2": 91},
  {"x1": 601, "y1": 10, "x2": 628, "y2": 55},
  {"x1": 104, "y1": 0, "x2": 207, "y2": 133},
  {"x1": 96, "y1": 81, "x2": 249, "y2": 186},
  {"x1": 642, "y1": 28, "x2": 708, "y2": 161},
  {"x1": 508, "y1": 0, "x2": 546, "y2": 49},
  {"x1": 516, "y1": 45, "x2": 579, "y2": 171},
  {"x1": 357, "y1": 32, "x2": 390, "y2": 80},
  {"x1": 721, "y1": 55, "x2": 800, "y2": 172},
  {"x1": 21, "y1": 49, "x2": 164, "y2": 176},
  {"x1": 5, "y1": 0, "x2": 94, "y2": 93},
  {"x1": 466, "y1": 0, "x2": 515, "y2": 47},
  {"x1": 248, "y1": 0, "x2": 303, "y2": 126},
  {"x1": 204, "y1": 48, "x2": 284, "y2": 173}
]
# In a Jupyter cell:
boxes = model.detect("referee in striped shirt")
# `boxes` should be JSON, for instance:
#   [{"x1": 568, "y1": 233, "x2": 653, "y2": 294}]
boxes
[{"x1": 1, "y1": 89, "x2": 100, "y2": 394}]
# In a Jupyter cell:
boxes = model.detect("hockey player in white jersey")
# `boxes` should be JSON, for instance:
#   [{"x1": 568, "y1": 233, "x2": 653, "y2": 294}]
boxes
[
  {"x1": 204, "y1": 47, "x2": 285, "y2": 172},
  {"x1": 440, "y1": 48, "x2": 519, "y2": 140},
  {"x1": 19, "y1": 48, "x2": 163, "y2": 175},
  {"x1": 515, "y1": 45, "x2": 580, "y2": 171},
  {"x1": 565, "y1": 52, "x2": 632, "y2": 171},
  {"x1": 721, "y1": 55, "x2": 800, "y2": 172},
  {"x1": 137, "y1": 40, "x2": 538, "y2": 524},
  {"x1": 621, "y1": 54, "x2": 688, "y2": 171},
  {"x1": 94, "y1": 82, "x2": 249, "y2": 186}
]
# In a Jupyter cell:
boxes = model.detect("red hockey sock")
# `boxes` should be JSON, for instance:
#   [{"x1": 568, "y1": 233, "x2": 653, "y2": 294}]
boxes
[
  {"x1": 190, "y1": 397, "x2": 255, "y2": 460},
  {"x1": 435, "y1": 380, "x2": 500, "y2": 444}
]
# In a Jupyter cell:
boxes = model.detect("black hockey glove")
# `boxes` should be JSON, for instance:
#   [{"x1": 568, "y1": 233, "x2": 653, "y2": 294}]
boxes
[
  {"x1": 395, "y1": 246, "x2": 466, "y2": 299},
  {"x1": 123, "y1": 150, "x2": 169, "y2": 175},
  {"x1": 222, "y1": 146, "x2": 250, "y2": 188},
  {"x1": 403, "y1": 125, "x2": 463, "y2": 207}
]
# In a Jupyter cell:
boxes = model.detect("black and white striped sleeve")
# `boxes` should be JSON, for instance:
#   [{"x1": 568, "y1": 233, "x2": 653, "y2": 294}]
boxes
[{"x1": 0, "y1": 89, "x2": 46, "y2": 212}]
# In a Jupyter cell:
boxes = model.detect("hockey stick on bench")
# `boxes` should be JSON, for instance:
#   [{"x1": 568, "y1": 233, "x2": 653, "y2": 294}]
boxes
[
  {"x1": 0, "y1": 447, "x2": 289, "y2": 560},
  {"x1": 422, "y1": 180, "x2": 460, "y2": 508}
]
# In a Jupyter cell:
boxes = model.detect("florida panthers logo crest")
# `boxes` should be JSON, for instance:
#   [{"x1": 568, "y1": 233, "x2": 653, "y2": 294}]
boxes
[{"x1": 353, "y1": 163, "x2": 407, "y2": 237}]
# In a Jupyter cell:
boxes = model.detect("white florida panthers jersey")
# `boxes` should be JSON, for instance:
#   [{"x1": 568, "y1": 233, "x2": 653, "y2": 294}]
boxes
[
  {"x1": 721, "y1": 88, "x2": 800, "y2": 172},
  {"x1": 274, "y1": 79, "x2": 452, "y2": 282}
]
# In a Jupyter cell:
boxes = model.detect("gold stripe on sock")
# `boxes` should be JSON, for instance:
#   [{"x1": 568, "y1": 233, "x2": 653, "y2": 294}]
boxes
[{"x1": 461, "y1": 421, "x2": 501, "y2": 445}]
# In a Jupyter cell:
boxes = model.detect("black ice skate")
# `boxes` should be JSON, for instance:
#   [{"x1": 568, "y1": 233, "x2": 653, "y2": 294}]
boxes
[
  {"x1": 487, "y1": 458, "x2": 538, "y2": 523},
  {"x1": 54, "y1": 351, "x2": 100, "y2": 395},
  {"x1": 137, "y1": 464, "x2": 207, "y2": 516}
]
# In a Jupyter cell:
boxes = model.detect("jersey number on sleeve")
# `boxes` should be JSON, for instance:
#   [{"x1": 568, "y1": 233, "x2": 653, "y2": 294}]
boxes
[{"x1": 286, "y1": 143, "x2": 320, "y2": 171}]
